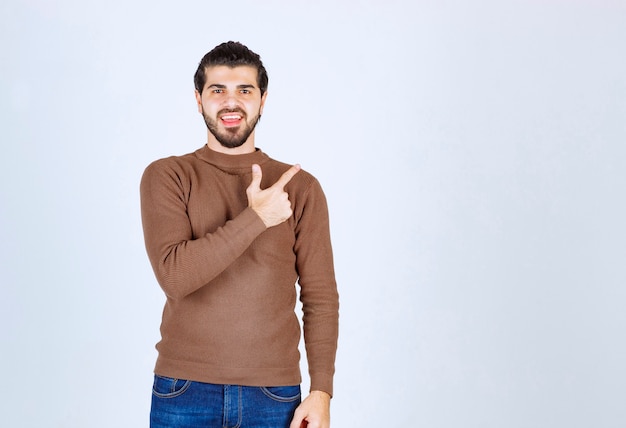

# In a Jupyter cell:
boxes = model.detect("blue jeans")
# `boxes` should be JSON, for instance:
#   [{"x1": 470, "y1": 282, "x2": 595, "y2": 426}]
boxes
[{"x1": 150, "y1": 375, "x2": 301, "y2": 428}]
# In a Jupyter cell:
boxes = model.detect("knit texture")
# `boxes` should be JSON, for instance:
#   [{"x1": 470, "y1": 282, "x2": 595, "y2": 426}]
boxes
[{"x1": 140, "y1": 145, "x2": 339, "y2": 395}]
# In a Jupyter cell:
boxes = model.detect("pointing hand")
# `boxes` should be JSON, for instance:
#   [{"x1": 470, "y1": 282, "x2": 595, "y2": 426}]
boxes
[{"x1": 247, "y1": 163, "x2": 301, "y2": 228}]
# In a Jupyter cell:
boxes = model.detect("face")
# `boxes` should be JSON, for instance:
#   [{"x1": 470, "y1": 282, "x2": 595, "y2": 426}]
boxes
[{"x1": 195, "y1": 65, "x2": 267, "y2": 151}]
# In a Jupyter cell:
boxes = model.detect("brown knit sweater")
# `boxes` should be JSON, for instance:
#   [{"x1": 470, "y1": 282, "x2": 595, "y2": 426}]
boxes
[{"x1": 140, "y1": 145, "x2": 339, "y2": 395}]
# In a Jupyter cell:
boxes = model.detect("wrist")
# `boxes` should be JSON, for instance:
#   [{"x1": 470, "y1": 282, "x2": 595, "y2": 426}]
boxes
[{"x1": 309, "y1": 390, "x2": 332, "y2": 400}]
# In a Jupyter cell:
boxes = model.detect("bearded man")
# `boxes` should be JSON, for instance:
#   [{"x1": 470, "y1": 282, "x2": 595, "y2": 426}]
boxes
[{"x1": 140, "y1": 41, "x2": 339, "y2": 428}]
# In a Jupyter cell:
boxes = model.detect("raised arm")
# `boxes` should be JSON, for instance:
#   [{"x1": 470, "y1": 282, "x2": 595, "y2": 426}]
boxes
[
  {"x1": 140, "y1": 160, "x2": 266, "y2": 299},
  {"x1": 140, "y1": 160, "x2": 301, "y2": 300}
]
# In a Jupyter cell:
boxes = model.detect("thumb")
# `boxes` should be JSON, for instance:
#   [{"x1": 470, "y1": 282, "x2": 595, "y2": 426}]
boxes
[{"x1": 248, "y1": 164, "x2": 262, "y2": 192}]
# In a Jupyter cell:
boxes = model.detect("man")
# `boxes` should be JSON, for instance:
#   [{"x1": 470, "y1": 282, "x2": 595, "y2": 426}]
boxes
[{"x1": 140, "y1": 41, "x2": 339, "y2": 428}]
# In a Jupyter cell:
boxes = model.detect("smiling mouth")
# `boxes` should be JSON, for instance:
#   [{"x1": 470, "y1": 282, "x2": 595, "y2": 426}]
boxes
[{"x1": 220, "y1": 111, "x2": 244, "y2": 127}]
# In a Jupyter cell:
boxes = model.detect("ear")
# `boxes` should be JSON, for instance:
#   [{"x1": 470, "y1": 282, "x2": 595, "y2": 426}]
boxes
[
  {"x1": 259, "y1": 91, "x2": 268, "y2": 115},
  {"x1": 195, "y1": 90, "x2": 203, "y2": 114}
]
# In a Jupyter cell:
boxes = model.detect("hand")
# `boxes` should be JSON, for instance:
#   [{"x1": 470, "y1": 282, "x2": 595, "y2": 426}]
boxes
[
  {"x1": 289, "y1": 390, "x2": 331, "y2": 428},
  {"x1": 247, "y1": 163, "x2": 301, "y2": 228}
]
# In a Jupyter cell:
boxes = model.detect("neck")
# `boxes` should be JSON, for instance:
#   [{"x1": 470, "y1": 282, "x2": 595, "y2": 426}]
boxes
[{"x1": 206, "y1": 134, "x2": 256, "y2": 155}]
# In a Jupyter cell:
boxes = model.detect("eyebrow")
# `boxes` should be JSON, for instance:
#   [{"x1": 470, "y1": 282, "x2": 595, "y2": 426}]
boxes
[{"x1": 207, "y1": 83, "x2": 257, "y2": 90}]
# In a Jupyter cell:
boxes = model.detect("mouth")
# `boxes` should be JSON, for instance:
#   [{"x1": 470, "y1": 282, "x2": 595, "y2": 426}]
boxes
[{"x1": 220, "y1": 112, "x2": 244, "y2": 128}]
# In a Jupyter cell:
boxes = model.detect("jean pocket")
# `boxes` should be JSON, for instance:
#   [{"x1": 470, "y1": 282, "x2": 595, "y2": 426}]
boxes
[
  {"x1": 260, "y1": 385, "x2": 301, "y2": 403},
  {"x1": 152, "y1": 375, "x2": 192, "y2": 399}
]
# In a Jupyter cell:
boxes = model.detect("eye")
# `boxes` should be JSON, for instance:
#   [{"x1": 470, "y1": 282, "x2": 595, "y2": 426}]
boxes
[
  {"x1": 240, "y1": 89, "x2": 251, "y2": 94},
  {"x1": 212, "y1": 89, "x2": 224, "y2": 94}
]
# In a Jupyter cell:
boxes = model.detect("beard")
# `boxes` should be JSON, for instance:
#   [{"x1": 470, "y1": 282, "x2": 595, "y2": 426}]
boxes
[{"x1": 202, "y1": 107, "x2": 262, "y2": 149}]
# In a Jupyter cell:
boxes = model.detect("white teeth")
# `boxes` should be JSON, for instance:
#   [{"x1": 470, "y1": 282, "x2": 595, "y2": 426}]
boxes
[{"x1": 222, "y1": 115, "x2": 241, "y2": 120}]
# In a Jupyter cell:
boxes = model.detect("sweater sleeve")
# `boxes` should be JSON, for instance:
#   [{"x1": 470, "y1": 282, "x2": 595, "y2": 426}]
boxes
[
  {"x1": 294, "y1": 178, "x2": 340, "y2": 397},
  {"x1": 140, "y1": 159, "x2": 267, "y2": 300}
]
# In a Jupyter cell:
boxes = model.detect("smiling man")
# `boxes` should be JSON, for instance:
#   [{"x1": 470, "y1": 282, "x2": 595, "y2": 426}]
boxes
[
  {"x1": 197, "y1": 65, "x2": 264, "y2": 151},
  {"x1": 140, "y1": 41, "x2": 339, "y2": 428}
]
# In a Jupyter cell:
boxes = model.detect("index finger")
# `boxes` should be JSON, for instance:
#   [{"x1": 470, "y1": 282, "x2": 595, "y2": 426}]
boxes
[{"x1": 273, "y1": 164, "x2": 301, "y2": 189}]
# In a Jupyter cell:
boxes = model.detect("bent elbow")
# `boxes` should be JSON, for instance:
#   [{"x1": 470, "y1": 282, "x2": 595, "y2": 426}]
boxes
[{"x1": 154, "y1": 268, "x2": 194, "y2": 301}]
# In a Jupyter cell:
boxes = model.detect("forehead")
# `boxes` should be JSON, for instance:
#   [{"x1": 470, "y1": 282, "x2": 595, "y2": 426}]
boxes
[{"x1": 203, "y1": 65, "x2": 259, "y2": 87}]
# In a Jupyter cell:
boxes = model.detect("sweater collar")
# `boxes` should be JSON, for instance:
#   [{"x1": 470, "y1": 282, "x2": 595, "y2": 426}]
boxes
[{"x1": 195, "y1": 144, "x2": 269, "y2": 173}]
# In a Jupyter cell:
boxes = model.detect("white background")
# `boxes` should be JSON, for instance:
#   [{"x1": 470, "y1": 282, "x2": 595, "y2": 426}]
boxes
[{"x1": 1, "y1": 0, "x2": 625, "y2": 426}]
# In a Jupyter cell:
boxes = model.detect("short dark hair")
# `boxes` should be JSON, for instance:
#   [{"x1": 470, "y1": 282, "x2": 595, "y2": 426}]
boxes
[{"x1": 194, "y1": 41, "x2": 268, "y2": 96}]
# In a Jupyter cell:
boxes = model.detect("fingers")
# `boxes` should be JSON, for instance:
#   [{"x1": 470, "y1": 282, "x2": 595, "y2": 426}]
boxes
[
  {"x1": 248, "y1": 164, "x2": 262, "y2": 191},
  {"x1": 289, "y1": 414, "x2": 305, "y2": 428},
  {"x1": 250, "y1": 163, "x2": 301, "y2": 191},
  {"x1": 273, "y1": 164, "x2": 301, "y2": 189}
]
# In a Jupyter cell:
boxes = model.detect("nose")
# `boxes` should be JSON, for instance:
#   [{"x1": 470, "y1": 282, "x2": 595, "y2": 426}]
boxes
[{"x1": 223, "y1": 92, "x2": 241, "y2": 109}]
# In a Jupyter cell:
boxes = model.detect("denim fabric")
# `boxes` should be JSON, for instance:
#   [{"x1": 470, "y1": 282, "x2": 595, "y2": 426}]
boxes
[{"x1": 150, "y1": 375, "x2": 301, "y2": 428}]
